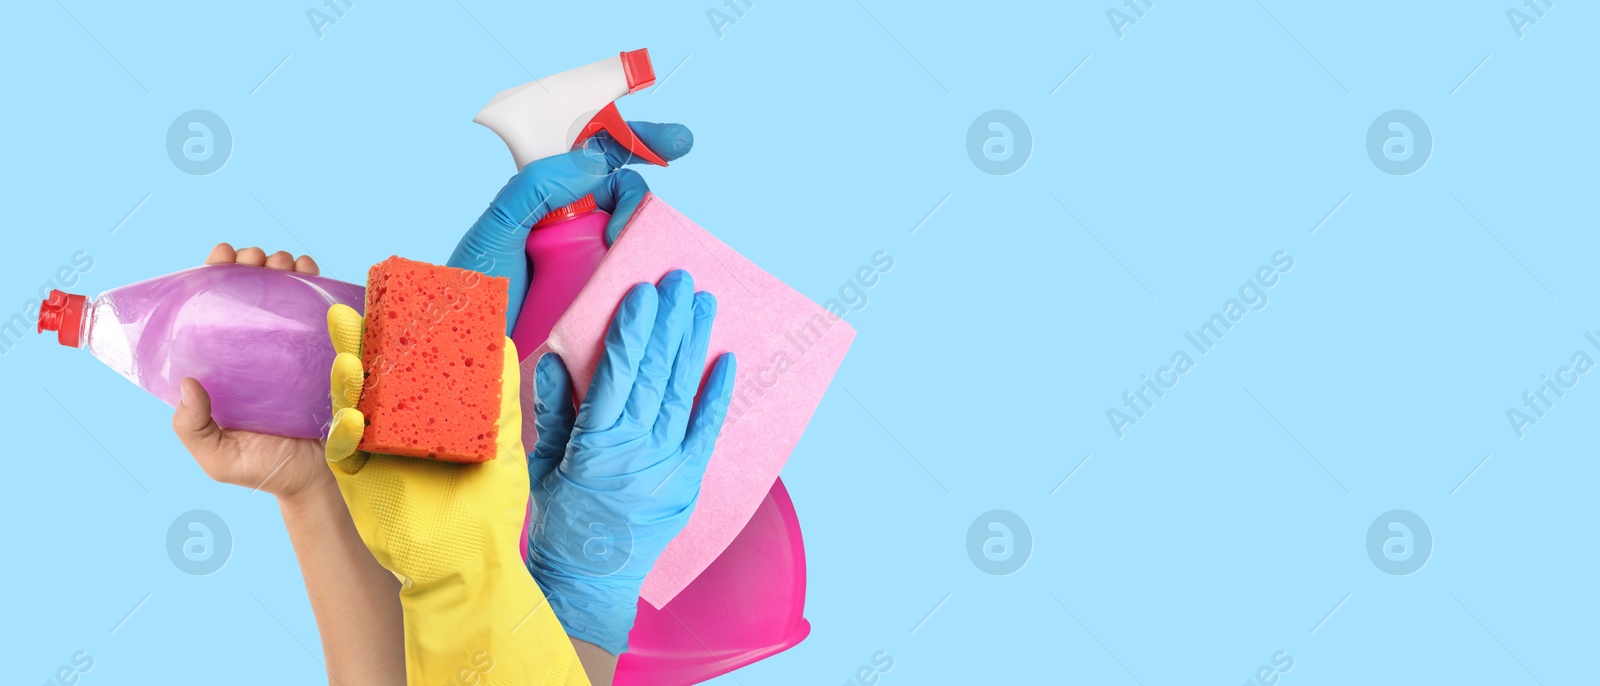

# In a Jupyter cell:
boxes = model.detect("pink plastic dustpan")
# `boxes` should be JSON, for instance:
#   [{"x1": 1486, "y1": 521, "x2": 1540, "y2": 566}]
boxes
[{"x1": 614, "y1": 477, "x2": 810, "y2": 685}]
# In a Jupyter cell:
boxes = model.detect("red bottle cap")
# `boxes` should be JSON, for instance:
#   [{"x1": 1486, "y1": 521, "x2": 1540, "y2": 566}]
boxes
[
  {"x1": 38, "y1": 289, "x2": 87, "y2": 347},
  {"x1": 534, "y1": 193, "x2": 600, "y2": 228},
  {"x1": 620, "y1": 49, "x2": 655, "y2": 92}
]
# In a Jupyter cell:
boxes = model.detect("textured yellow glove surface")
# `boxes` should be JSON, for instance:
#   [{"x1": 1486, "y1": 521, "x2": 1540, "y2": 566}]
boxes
[{"x1": 324, "y1": 304, "x2": 588, "y2": 686}]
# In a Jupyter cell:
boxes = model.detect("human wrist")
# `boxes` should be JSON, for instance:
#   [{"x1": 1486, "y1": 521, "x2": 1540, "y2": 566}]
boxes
[
  {"x1": 274, "y1": 467, "x2": 338, "y2": 511},
  {"x1": 530, "y1": 563, "x2": 640, "y2": 655}
]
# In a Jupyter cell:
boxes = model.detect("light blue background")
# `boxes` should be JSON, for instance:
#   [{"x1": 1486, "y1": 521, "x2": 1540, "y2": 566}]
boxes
[{"x1": 2, "y1": 1, "x2": 1594, "y2": 683}]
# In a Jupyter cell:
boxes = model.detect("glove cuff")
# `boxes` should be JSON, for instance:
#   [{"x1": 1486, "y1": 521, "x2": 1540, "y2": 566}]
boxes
[{"x1": 529, "y1": 562, "x2": 640, "y2": 655}]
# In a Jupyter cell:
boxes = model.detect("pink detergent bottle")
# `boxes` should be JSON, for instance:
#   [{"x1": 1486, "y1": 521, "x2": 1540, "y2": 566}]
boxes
[
  {"x1": 616, "y1": 478, "x2": 811, "y2": 686},
  {"x1": 474, "y1": 48, "x2": 664, "y2": 358},
  {"x1": 509, "y1": 194, "x2": 610, "y2": 355},
  {"x1": 37, "y1": 264, "x2": 365, "y2": 438},
  {"x1": 483, "y1": 49, "x2": 813, "y2": 681}
]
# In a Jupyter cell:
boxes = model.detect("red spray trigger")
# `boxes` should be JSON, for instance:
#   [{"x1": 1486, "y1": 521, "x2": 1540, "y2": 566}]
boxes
[
  {"x1": 532, "y1": 49, "x2": 666, "y2": 231},
  {"x1": 573, "y1": 102, "x2": 669, "y2": 167},
  {"x1": 543, "y1": 103, "x2": 667, "y2": 228}
]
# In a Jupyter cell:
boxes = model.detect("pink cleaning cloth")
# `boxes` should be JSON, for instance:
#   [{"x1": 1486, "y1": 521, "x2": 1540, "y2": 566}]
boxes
[{"x1": 520, "y1": 194, "x2": 855, "y2": 608}]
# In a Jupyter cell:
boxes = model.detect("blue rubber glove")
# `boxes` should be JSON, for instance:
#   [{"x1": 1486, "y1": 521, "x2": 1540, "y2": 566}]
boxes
[
  {"x1": 527, "y1": 269, "x2": 737, "y2": 655},
  {"x1": 447, "y1": 121, "x2": 695, "y2": 333}
]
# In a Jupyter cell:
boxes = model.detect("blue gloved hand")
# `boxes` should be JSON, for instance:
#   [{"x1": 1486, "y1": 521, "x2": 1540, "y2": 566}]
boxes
[
  {"x1": 447, "y1": 121, "x2": 694, "y2": 333},
  {"x1": 526, "y1": 269, "x2": 737, "y2": 655}
]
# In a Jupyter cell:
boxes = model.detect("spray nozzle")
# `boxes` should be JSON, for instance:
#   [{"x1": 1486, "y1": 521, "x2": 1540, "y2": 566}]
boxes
[
  {"x1": 475, "y1": 48, "x2": 669, "y2": 171},
  {"x1": 619, "y1": 48, "x2": 656, "y2": 92},
  {"x1": 474, "y1": 49, "x2": 670, "y2": 230}
]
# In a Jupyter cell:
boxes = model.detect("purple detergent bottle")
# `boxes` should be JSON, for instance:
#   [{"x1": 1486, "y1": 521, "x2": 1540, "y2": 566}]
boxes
[{"x1": 37, "y1": 264, "x2": 365, "y2": 438}]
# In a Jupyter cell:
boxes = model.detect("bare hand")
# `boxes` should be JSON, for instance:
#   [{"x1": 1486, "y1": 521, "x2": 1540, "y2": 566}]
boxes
[{"x1": 170, "y1": 243, "x2": 331, "y2": 501}]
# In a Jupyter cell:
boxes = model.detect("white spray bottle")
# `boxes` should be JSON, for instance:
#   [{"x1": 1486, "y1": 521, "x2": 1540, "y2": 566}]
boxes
[{"x1": 475, "y1": 49, "x2": 666, "y2": 356}]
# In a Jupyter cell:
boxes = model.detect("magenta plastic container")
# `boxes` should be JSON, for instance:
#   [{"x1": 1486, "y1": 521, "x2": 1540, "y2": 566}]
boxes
[
  {"x1": 37, "y1": 264, "x2": 365, "y2": 438},
  {"x1": 616, "y1": 478, "x2": 811, "y2": 685},
  {"x1": 509, "y1": 199, "x2": 610, "y2": 359},
  {"x1": 509, "y1": 201, "x2": 812, "y2": 681}
]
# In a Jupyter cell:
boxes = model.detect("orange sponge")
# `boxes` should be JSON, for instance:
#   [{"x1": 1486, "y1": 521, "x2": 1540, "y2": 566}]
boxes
[{"x1": 357, "y1": 256, "x2": 508, "y2": 463}]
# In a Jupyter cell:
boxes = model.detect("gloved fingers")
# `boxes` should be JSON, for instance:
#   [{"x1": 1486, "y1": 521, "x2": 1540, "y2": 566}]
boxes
[
  {"x1": 681, "y1": 352, "x2": 737, "y2": 474},
  {"x1": 655, "y1": 291, "x2": 717, "y2": 447},
  {"x1": 482, "y1": 137, "x2": 639, "y2": 235},
  {"x1": 592, "y1": 123, "x2": 691, "y2": 244},
  {"x1": 483, "y1": 147, "x2": 615, "y2": 233},
  {"x1": 498, "y1": 337, "x2": 529, "y2": 470},
  {"x1": 625, "y1": 121, "x2": 695, "y2": 162},
  {"x1": 589, "y1": 121, "x2": 695, "y2": 170},
  {"x1": 622, "y1": 271, "x2": 695, "y2": 432},
  {"x1": 325, "y1": 304, "x2": 368, "y2": 474},
  {"x1": 531, "y1": 353, "x2": 576, "y2": 486},
  {"x1": 327, "y1": 304, "x2": 364, "y2": 357},
  {"x1": 574, "y1": 283, "x2": 658, "y2": 432},
  {"x1": 330, "y1": 352, "x2": 363, "y2": 412},
  {"x1": 593, "y1": 168, "x2": 649, "y2": 246},
  {"x1": 325, "y1": 407, "x2": 369, "y2": 473},
  {"x1": 478, "y1": 122, "x2": 690, "y2": 238}
]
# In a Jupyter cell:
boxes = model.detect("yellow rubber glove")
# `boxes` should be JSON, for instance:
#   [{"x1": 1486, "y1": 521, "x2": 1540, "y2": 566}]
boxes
[{"x1": 323, "y1": 303, "x2": 588, "y2": 686}]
